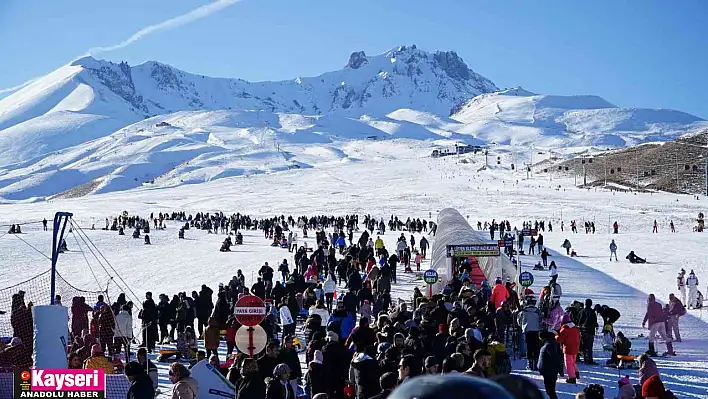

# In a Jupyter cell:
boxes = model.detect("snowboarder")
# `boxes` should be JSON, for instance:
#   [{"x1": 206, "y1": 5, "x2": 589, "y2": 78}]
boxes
[
  {"x1": 609, "y1": 240, "x2": 618, "y2": 261},
  {"x1": 687, "y1": 270, "x2": 699, "y2": 309},
  {"x1": 677, "y1": 269, "x2": 686, "y2": 305}
]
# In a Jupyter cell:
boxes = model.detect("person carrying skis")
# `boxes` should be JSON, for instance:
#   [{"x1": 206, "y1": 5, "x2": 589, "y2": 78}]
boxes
[
  {"x1": 609, "y1": 240, "x2": 618, "y2": 261},
  {"x1": 677, "y1": 269, "x2": 686, "y2": 305},
  {"x1": 642, "y1": 294, "x2": 675, "y2": 356},
  {"x1": 687, "y1": 270, "x2": 699, "y2": 309}
]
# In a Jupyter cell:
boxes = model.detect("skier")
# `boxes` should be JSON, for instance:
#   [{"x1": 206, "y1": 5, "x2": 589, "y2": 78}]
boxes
[
  {"x1": 613, "y1": 221, "x2": 619, "y2": 234},
  {"x1": 642, "y1": 294, "x2": 675, "y2": 356},
  {"x1": 42, "y1": 219, "x2": 48, "y2": 231},
  {"x1": 677, "y1": 269, "x2": 686, "y2": 305},
  {"x1": 686, "y1": 270, "x2": 699, "y2": 309},
  {"x1": 652, "y1": 220, "x2": 658, "y2": 233},
  {"x1": 609, "y1": 240, "x2": 618, "y2": 261},
  {"x1": 670, "y1": 220, "x2": 675, "y2": 233}
]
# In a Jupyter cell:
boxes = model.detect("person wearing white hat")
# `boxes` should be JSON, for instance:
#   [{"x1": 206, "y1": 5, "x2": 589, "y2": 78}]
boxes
[{"x1": 687, "y1": 270, "x2": 699, "y2": 309}]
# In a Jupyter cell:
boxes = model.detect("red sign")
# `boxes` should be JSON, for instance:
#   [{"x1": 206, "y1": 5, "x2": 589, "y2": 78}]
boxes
[{"x1": 234, "y1": 295, "x2": 266, "y2": 326}]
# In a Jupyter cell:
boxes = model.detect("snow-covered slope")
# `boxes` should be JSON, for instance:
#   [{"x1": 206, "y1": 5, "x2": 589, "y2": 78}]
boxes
[
  {"x1": 452, "y1": 88, "x2": 707, "y2": 147},
  {"x1": 2, "y1": 47, "x2": 707, "y2": 201}
]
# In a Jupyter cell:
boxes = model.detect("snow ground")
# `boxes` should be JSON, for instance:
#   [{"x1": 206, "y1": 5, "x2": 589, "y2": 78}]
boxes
[{"x1": 1, "y1": 140, "x2": 707, "y2": 398}]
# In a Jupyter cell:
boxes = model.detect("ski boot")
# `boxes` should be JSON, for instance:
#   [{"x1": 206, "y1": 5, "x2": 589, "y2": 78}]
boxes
[
  {"x1": 565, "y1": 378, "x2": 577, "y2": 384},
  {"x1": 646, "y1": 342, "x2": 659, "y2": 357},
  {"x1": 663, "y1": 341, "x2": 677, "y2": 356}
]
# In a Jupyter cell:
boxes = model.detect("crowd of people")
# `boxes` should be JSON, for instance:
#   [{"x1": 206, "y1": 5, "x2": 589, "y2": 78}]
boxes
[{"x1": 0, "y1": 213, "x2": 693, "y2": 399}]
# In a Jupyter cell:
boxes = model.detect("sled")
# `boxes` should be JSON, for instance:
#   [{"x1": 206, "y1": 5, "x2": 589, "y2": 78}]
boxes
[
  {"x1": 156, "y1": 349, "x2": 196, "y2": 362},
  {"x1": 615, "y1": 355, "x2": 637, "y2": 374}
]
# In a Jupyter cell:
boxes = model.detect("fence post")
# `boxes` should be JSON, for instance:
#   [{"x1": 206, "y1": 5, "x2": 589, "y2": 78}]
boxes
[{"x1": 51, "y1": 212, "x2": 73, "y2": 304}]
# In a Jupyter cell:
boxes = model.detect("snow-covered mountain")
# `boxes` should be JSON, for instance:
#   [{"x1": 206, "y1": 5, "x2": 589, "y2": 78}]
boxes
[
  {"x1": 451, "y1": 88, "x2": 707, "y2": 147},
  {"x1": 0, "y1": 45, "x2": 496, "y2": 166},
  {"x1": 1, "y1": 45, "x2": 706, "y2": 201}
]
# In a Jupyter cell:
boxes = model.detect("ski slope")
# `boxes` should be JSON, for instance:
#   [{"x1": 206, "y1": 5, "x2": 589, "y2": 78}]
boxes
[
  {"x1": 1, "y1": 140, "x2": 707, "y2": 397},
  {"x1": 1, "y1": 46, "x2": 707, "y2": 202}
]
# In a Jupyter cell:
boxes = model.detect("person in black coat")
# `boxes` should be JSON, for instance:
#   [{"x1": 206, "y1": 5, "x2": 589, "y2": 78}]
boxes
[
  {"x1": 278, "y1": 335, "x2": 302, "y2": 380},
  {"x1": 257, "y1": 342, "x2": 281, "y2": 382},
  {"x1": 537, "y1": 331, "x2": 562, "y2": 399},
  {"x1": 322, "y1": 335, "x2": 350, "y2": 397},
  {"x1": 125, "y1": 361, "x2": 155, "y2": 399},
  {"x1": 577, "y1": 298, "x2": 599, "y2": 365},
  {"x1": 139, "y1": 293, "x2": 158, "y2": 352},
  {"x1": 351, "y1": 346, "x2": 381, "y2": 399},
  {"x1": 238, "y1": 359, "x2": 267, "y2": 399},
  {"x1": 197, "y1": 285, "x2": 214, "y2": 337},
  {"x1": 213, "y1": 291, "x2": 230, "y2": 329},
  {"x1": 371, "y1": 372, "x2": 398, "y2": 399}
]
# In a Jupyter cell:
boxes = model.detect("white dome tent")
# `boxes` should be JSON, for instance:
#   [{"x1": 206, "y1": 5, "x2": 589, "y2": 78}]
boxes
[{"x1": 430, "y1": 208, "x2": 519, "y2": 292}]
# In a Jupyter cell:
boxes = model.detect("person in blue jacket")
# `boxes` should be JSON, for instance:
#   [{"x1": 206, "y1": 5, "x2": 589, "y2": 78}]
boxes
[{"x1": 327, "y1": 301, "x2": 356, "y2": 341}]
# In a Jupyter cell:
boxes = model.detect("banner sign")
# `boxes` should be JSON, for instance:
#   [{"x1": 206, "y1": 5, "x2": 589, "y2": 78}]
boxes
[
  {"x1": 519, "y1": 272, "x2": 535, "y2": 288},
  {"x1": 15, "y1": 369, "x2": 106, "y2": 398},
  {"x1": 446, "y1": 244, "x2": 500, "y2": 257}
]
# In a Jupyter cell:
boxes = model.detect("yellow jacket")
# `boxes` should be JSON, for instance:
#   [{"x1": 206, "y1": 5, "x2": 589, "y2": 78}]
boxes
[
  {"x1": 84, "y1": 356, "x2": 115, "y2": 375},
  {"x1": 375, "y1": 239, "x2": 384, "y2": 249}
]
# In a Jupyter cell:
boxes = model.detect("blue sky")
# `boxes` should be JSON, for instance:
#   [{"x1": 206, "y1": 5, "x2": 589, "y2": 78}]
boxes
[{"x1": 1, "y1": 0, "x2": 707, "y2": 118}]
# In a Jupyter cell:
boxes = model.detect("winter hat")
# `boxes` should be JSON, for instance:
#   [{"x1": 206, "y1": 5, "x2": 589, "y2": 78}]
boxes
[
  {"x1": 273, "y1": 363, "x2": 291, "y2": 378},
  {"x1": 377, "y1": 342, "x2": 392, "y2": 354},
  {"x1": 124, "y1": 361, "x2": 145, "y2": 377},
  {"x1": 326, "y1": 331, "x2": 339, "y2": 342},
  {"x1": 618, "y1": 377, "x2": 631, "y2": 387},
  {"x1": 561, "y1": 314, "x2": 571, "y2": 324},
  {"x1": 312, "y1": 350, "x2": 323, "y2": 364},
  {"x1": 91, "y1": 344, "x2": 103, "y2": 357},
  {"x1": 424, "y1": 356, "x2": 439, "y2": 368},
  {"x1": 642, "y1": 375, "x2": 665, "y2": 398}
]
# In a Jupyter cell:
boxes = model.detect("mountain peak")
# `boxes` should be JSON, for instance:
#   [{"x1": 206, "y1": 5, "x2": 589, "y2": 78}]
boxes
[
  {"x1": 347, "y1": 51, "x2": 368, "y2": 69},
  {"x1": 70, "y1": 55, "x2": 103, "y2": 69}
]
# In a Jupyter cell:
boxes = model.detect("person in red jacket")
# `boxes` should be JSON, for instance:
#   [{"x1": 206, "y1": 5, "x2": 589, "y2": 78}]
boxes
[
  {"x1": 556, "y1": 314, "x2": 580, "y2": 384},
  {"x1": 490, "y1": 278, "x2": 510, "y2": 308}
]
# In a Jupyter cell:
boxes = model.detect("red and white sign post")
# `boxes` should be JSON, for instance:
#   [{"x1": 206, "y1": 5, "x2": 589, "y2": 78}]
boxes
[{"x1": 233, "y1": 295, "x2": 267, "y2": 357}]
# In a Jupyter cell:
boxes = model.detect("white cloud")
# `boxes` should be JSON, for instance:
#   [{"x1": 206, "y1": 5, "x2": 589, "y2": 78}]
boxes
[
  {"x1": 0, "y1": 0, "x2": 242, "y2": 95},
  {"x1": 0, "y1": 78, "x2": 38, "y2": 94},
  {"x1": 87, "y1": 0, "x2": 242, "y2": 56}
]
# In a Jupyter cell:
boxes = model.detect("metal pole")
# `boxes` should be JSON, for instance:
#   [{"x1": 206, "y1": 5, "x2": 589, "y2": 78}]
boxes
[{"x1": 51, "y1": 212, "x2": 73, "y2": 304}]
